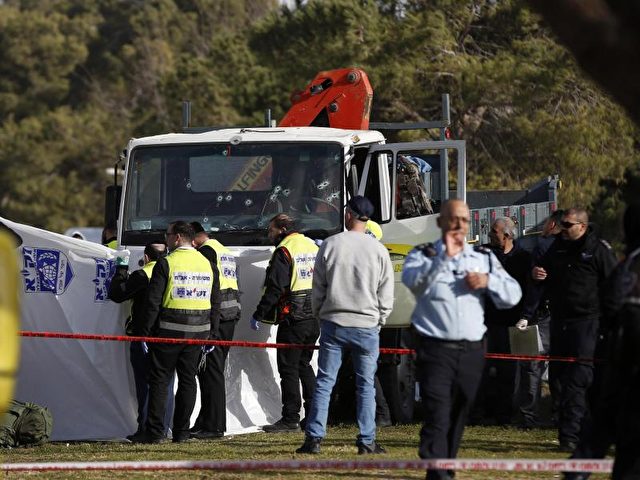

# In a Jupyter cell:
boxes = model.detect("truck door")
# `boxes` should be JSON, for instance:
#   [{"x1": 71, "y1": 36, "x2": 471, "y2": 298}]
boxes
[{"x1": 355, "y1": 140, "x2": 466, "y2": 328}]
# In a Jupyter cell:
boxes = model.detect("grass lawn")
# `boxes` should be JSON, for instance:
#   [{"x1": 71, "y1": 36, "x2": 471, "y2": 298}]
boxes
[{"x1": 0, "y1": 424, "x2": 610, "y2": 479}]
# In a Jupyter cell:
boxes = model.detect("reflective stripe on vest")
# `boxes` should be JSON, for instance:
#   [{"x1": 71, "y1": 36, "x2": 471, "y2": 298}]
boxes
[
  {"x1": 162, "y1": 249, "x2": 213, "y2": 311},
  {"x1": 158, "y1": 321, "x2": 210, "y2": 333},
  {"x1": 277, "y1": 233, "x2": 319, "y2": 292},
  {"x1": 202, "y1": 239, "x2": 238, "y2": 291}
]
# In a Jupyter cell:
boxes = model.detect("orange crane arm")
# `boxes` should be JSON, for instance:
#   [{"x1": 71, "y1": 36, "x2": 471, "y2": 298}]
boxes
[{"x1": 279, "y1": 68, "x2": 373, "y2": 130}]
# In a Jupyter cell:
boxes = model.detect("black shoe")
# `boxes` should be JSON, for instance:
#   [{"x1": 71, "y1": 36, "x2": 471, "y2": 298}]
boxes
[
  {"x1": 558, "y1": 440, "x2": 577, "y2": 453},
  {"x1": 296, "y1": 436, "x2": 321, "y2": 454},
  {"x1": 132, "y1": 434, "x2": 167, "y2": 444},
  {"x1": 191, "y1": 430, "x2": 224, "y2": 440},
  {"x1": 172, "y1": 435, "x2": 194, "y2": 444},
  {"x1": 126, "y1": 430, "x2": 146, "y2": 442},
  {"x1": 262, "y1": 419, "x2": 300, "y2": 433},
  {"x1": 357, "y1": 442, "x2": 386, "y2": 454}
]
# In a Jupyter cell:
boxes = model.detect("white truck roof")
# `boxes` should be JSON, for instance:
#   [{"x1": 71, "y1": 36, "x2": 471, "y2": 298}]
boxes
[{"x1": 128, "y1": 126, "x2": 386, "y2": 149}]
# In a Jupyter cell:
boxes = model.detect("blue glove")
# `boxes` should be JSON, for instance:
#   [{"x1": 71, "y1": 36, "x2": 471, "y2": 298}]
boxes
[{"x1": 250, "y1": 317, "x2": 260, "y2": 331}]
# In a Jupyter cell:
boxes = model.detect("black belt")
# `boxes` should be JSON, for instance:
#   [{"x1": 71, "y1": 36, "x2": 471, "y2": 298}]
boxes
[{"x1": 419, "y1": 335, "x2": 484, "y2": 351}]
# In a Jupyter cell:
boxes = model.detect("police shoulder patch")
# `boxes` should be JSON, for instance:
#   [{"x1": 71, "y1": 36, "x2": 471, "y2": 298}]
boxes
[{"x1": 416, "y1": 242, "x2": 437, "y2": 257}]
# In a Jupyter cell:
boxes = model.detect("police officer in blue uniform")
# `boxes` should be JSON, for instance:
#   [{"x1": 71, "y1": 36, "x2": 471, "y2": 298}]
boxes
[{"x1": 402, "y1": 199, "x2": 522, "y2": 480}]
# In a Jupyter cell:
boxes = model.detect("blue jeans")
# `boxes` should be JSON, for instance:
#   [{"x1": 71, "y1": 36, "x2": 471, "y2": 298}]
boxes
[{"x1": 305, "y1": 321, "x2": 379, "y2": 445}]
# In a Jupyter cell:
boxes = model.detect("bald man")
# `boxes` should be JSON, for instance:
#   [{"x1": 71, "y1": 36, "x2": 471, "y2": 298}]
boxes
[{"x1": 402, "y1": 199, "x2": 522, "y2": 480}]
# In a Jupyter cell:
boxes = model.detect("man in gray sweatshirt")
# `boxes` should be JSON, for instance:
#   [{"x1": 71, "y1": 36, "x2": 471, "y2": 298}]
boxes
[{"x1": 296, "y1": 195, "x2": 394, "y2": 455}]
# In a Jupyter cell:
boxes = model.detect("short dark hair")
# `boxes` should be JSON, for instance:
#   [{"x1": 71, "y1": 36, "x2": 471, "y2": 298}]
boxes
[
  {"x1": 144, "y1": 242, "x2": 166, "y2": 261},
  {"x1": 549, "y1": 209, "x2": 564, "y2": 223},
  {"x1": 169, "y1": 221, "x2": 195, "y2": 242},
  {"x1": 269, "y1": 213, "x2": 297, "y2": 232},
  {"x1": 190, "y1": 221, "x2": 206, "y2": 234}
]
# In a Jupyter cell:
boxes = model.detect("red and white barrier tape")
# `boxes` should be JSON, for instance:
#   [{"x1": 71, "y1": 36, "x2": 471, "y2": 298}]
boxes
[
  {"x1": 18, "y1": 331, "x2": 598, "y2": 363},
  {"x1": 0, "y1": 458, "x2": 613, "y2": 473}
]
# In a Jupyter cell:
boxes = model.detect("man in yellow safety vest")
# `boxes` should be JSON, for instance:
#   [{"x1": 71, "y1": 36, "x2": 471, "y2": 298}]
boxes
[
  {"x1": 136, "y1": 221, "x2": 221, "y2": 443},
  {"x1": 251, "y1": 214, "x2": 320, "y2": 433},
  {"x1": 189, "y1": 222, "x2": 241, "y2": 439}
]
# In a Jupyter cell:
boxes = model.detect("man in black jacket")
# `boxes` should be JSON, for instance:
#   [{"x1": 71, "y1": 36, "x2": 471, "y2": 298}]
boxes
[
  {"x1": 137, "y1": 221, "x2": 221, "y2": 443},
  {"x1": 108, "y1": 242, "x2": 171, "y2": 441},
  {"x1": 190, "y1": 222, "x2": 241, "y2": 439},
  {"x1": 250, "y1": 214, "x2": 319, "y2": 433},
  {"x1": 474, "y1": 217, "x2": 531, "y2": 425},
  {"x1": 517, "y1": 209, "x2": 564, "y2": 428},
  {"x1": 533, "y1": 207, "x2": 616, "y2": 451}
]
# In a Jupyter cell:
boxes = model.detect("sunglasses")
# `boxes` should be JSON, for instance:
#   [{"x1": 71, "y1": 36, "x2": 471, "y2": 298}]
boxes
[{"x1": 560, "y1": 221, "x2": 583, "y2": 229}]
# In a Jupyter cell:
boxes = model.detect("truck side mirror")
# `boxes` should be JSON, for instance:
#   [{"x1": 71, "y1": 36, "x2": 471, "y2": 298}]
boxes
[{"x1": 104, "y1": 185, "x2": 122, "y2": 227}]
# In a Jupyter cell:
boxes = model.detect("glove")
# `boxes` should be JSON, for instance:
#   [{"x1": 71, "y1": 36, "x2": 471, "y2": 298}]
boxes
[
  {"x1": 202, "y1": 345, "x2": 215, "y2": 355},
  {"x1": 516, "y1": 318, "x2": 528, "y2": 330},
  {"x1": 116, "y1": 257, "x2": 128, "y2": 267},
  {"x1": 250, "y1": 317, "x2": 260, "y2": 331}
]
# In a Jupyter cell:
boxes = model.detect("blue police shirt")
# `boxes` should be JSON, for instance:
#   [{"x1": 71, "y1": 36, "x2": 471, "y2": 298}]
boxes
[{"x1": 401, "y1": 239, "x2": 522, "y2": 341}]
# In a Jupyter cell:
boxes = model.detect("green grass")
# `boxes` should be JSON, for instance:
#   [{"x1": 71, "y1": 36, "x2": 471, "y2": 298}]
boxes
[{"x1": 0, "y1": 424, "x2": 609, "y2": 479}]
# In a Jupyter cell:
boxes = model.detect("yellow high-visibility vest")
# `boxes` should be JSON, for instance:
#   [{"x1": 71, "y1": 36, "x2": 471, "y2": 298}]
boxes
[
  {"x1": 142, "y1": 261, "x2": 156, "y2": 280},
  {"x1": 162, "y1": 249, "x2": 213, "y2": 311},
  {"x1": 276, "y1": 233, "x2": 318, "y2": 292},
  {"x1": 0, "y1": 230, "x2": 19, "y2": 414},
  {"x1": 202, "y1": 239, "x2": 238, "y2": 291}
]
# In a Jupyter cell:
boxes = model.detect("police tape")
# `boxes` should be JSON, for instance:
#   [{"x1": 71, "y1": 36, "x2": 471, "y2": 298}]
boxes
[
  {"x1": 0, "y1": 458, "x2": 614, "y2": 473},
  {"x1": 18, "y1": 331, "x2": 598, "y2": 363}
]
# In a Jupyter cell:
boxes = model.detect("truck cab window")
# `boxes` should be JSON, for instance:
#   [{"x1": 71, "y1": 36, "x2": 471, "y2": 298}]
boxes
[{"x1": 394, "y1": 154, "x2": 435, "y2": 219}]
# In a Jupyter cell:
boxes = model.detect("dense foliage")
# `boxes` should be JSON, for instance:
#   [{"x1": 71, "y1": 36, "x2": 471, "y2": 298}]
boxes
[{"x1": 0, "y1": 0, "x2": 637, "y2": 240}]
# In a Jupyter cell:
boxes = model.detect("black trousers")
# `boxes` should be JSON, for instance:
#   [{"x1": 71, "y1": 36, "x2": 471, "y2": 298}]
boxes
[
  {"x1": 551, "y1": 318, "x2": 598, "y2": 444},
  {"x1": 474, "y1": 324, "x2": 516, "y2": 424},
  {"x1": 416, "y1": 335, "x2": 485, "y2": 480},
  {"x1": 518, "y1": 316, "x2": 551, "y2": 427},
  {"x1": 146, "y1": 342, "x2": 200, "y2": 440},
  {"x1": 194, "y1": 318, "x2": 237, "y2": 433},
  {"x1": 276, "y1": 318, "x2": 320, "y2": 423},
  {"x1": 129, "y1": 341, "x2": 174, "y2": 435}
]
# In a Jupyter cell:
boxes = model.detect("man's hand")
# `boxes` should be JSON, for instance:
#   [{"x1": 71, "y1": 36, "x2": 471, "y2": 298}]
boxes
[
  {"x1": 532, "y1": 266, "x2": 547, "y2": 280},
  {"x1": 202, "y1": 345, "x2": 215, "y2": 355},
  {"x1": 516, "y1": 319, "x2": 528, "y2": 330},
  {"x1": 465, "y1": 272, "x2": 488, "y2": 290},
  {"x1": 444, "y1": 231, "x2": 466, "y2": 257},
  {"x1": 250, "y1": 317, "x2": 260, "y2": 331}
]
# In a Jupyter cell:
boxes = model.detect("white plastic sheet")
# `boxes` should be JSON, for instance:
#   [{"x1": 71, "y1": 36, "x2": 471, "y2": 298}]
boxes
[{"x1": 3, "y1": 217, "x2": 287, "y2": 440}]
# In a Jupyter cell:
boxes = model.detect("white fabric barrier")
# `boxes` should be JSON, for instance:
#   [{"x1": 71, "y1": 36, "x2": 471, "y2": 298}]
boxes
[{"x1": 3, "y1": 217, "x2": 286, "y2": 441}]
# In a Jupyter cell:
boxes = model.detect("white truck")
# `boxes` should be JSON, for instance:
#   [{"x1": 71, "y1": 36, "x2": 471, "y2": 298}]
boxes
[{"x1": 107, "y1": 68, "x2": 559, "y2": 421}]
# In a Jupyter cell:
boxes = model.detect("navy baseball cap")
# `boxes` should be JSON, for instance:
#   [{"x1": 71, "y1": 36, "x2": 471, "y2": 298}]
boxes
[{"x1": 347, "y1": 196, "x2": 374, "y2": 221}]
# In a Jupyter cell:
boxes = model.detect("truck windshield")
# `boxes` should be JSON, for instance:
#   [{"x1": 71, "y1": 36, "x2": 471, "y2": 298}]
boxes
[{"x1": 121, "y1": 142, "x2": 344, "y2": 246}]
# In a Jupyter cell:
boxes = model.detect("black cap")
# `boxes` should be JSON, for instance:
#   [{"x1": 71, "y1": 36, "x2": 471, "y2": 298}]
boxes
[
  {"x1": 190, "y1": 221, "x2": 205, "y2": 234},
  {"x1": 347, "y1": 196, "x2": 374, "y2": 221}
]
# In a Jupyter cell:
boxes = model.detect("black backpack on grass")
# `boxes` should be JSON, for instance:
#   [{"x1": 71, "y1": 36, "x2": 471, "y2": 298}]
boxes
[{"x1": 0, "y1": 400, "x2": 53, "y2": 447}]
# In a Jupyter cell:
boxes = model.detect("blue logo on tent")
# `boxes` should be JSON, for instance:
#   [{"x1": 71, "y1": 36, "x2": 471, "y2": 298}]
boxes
[
  {"x1": 21, "y1": 247, "x2": 74, "y2": 295},
  {"x1": 93, "y1": 258, "x2": 116, "y2": 302}
]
